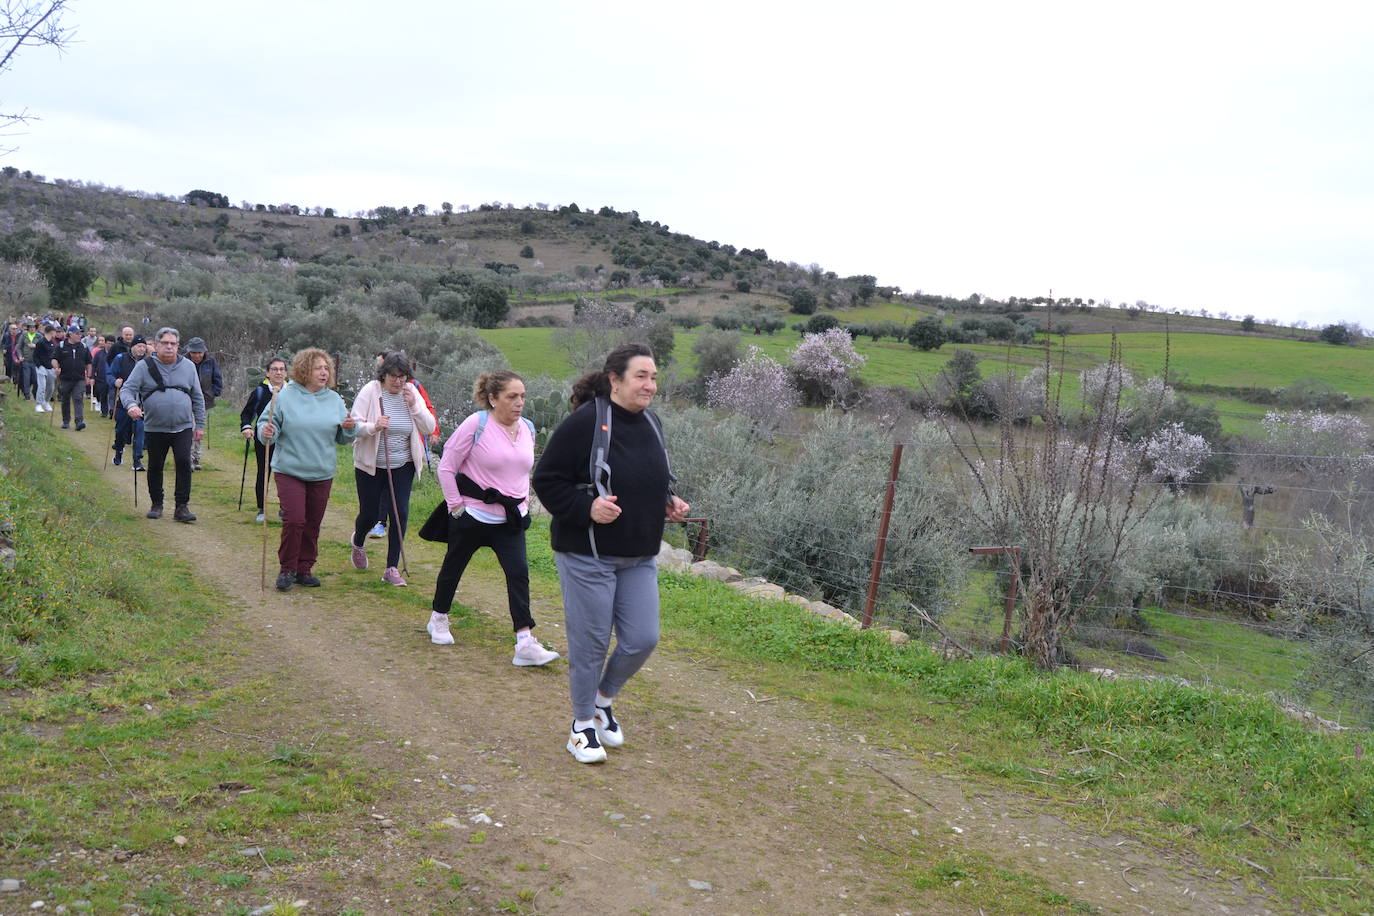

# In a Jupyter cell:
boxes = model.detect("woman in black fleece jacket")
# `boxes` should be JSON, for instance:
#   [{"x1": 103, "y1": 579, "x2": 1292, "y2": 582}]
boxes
[{"x1": 532, "y1": 344, "x2": 690, "y2": 764}]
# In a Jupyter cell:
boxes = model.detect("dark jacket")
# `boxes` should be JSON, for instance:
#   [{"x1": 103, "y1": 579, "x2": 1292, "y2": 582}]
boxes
[
  {"x1": 31, "y1": 334, "x2": 55, "y2": 368},
  {"x1": 53, "y1": 339, "x2": 92, "y2": 378},
  {"x1": 532, "y1": 400, "x2": 672, "y2": 558},
  {"x1": 193, "y1": 355, "x2": 223, "y2": 409},
  {"x1": 240, "y1": 380, "x2": 278, "y2": 431}
]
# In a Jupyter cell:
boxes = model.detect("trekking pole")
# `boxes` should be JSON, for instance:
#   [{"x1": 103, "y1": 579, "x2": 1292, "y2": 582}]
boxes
[
  {"x1": 237, "y1": 437, "x2": 250, "y2": 511},
  {"x1": 260, "y1": 392, "x2": 278, "y2": 592},
  {"x1": 48, "y1": 376, "x2": 56, "y2": 427},
  {"x1": 381, "y1": 417, "x2": 409, "y2": 577}
]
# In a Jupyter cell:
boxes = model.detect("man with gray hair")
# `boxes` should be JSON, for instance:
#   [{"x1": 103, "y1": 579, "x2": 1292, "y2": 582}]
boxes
[{"x1": 121, "y1": 327, "x2": 206, "y2": 522}]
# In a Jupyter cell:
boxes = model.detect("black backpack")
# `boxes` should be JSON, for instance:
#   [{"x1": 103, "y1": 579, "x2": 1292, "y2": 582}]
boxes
[
  {"x1": 582, "y1": 395, "x2": 675, "y2": 559},
  {"x1": 141, "y1": 355, "x2": 195, "y2": 399}
]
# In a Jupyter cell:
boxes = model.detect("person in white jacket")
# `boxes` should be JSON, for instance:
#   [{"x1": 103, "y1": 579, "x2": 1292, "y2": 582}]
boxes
[{"x1": 348, "y1": 351, "x2": 436, "y2": 586}]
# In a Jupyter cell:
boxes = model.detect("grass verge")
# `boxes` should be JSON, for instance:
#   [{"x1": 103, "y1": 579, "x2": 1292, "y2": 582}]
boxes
[{"x1": 0, "y1": 406, "x2": 382, "y2": 915}]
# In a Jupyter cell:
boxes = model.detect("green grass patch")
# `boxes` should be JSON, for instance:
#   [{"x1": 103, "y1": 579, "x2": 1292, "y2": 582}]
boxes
[
  {"x1": 0, "y1": 407, "x2": 382, "y2": 913},
  {"x1": 656, "y1": 572, "x2": 1374, "y2": 912}
]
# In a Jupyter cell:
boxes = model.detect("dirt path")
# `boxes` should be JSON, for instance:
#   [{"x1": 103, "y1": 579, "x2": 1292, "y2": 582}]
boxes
[{"x1": 67, "y1": 423, "x2": 1277, "y2": 915}]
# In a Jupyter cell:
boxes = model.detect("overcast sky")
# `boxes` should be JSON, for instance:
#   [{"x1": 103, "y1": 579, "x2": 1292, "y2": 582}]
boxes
[{"x1": 7, "y1": 0, "x2": 1372, "y2": 327}]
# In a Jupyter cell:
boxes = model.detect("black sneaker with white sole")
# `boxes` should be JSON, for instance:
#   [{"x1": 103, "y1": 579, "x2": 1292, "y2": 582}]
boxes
[
  {"x1": 593, "y1": 704, "x2": 624, "y2": 748},
  {"x1": 567, "y1": 723, "x2": 607, "y2": 764}
]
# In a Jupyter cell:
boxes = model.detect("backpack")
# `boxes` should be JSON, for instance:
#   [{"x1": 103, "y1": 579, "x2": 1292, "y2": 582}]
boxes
[
  {"x1": 582, "y1": 395, "x2": 675, "y2": 559},
  {"x1": 141, "y1": 355, "x2": 195, "y2": 398},
  {"x1": 472, "y1": 409, "x2": 535, "y2": 445}
]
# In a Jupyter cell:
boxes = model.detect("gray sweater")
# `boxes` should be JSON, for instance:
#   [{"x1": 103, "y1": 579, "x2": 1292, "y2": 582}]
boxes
[{"x1": 119, "y1": 355, "x2": 207, "y2": 433}]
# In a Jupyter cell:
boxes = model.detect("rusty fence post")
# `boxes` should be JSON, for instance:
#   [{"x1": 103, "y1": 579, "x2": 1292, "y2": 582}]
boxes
[
  {"x1": 861, "y1": 442, "x2": 904, "y2": 630},
  {"x1": 682, "y1": 517, "x2": 710, "y2": 562},
  {"x1": 969, "y1": 545, "x2": 1022, "y2": 653}
]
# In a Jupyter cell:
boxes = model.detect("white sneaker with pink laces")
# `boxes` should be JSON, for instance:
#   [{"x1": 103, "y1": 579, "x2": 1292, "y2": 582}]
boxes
[{"x1": 427, "y1": 612, "x2": 454, "y2": 646}]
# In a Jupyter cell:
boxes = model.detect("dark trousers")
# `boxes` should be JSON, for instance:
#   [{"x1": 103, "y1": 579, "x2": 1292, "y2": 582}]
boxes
[
  {"x1": 253, "y1": 439, "x2": 269, "y2": 512},
  {"x1": 18, "y1": 362, "x2": 34, "y2": 399},
  {"x1": 145, "y1": 428, "x2": 194, "y2": 507},
  {"x1": 58, "y1": 376, "x2": 86, "y2": 424},
  {"x1": 431, "y1": 512, "x2": 534, "y2": 631},
  {"x1": 275, "y1": 474, "x2": 333, "y2": 575},
  {"x1": 113, "y1": 405, "x2": 145, "y2": 458},
  {"x1": 352, "y1": 462, "x2": 415, "y2": 569}
]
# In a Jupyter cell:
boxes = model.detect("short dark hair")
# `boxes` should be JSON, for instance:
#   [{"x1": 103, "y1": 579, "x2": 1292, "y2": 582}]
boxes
[{"x1": 375, "y1": 351, "x2": 414, "y2": 382}]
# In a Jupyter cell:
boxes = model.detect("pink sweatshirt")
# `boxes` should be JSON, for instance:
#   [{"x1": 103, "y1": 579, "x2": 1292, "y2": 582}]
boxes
[{"x1": 438, "y1": 411, "x2": 535, "y2": 517}]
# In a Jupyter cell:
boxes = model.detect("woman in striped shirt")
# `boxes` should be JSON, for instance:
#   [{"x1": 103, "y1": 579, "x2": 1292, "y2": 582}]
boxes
[{"x1": 348, "y1": 351, "x2": 437, "y2": 586}]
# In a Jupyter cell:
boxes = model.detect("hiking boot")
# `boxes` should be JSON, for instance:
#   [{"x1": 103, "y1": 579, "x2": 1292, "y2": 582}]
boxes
[
  {"x1": 295, "y1": 572, "x2": 321, "y2": 587},
  {"x1": 112, "y1": 452, "x2": 122, "y2": 466},
  {"x1": 427, "y1": 612, "x2": 454, "y2": 646},
  {"x1": 191, "y1": 461, "x2": 201, "y2": 471},
  {"x1": 146, "y1": 503, "x2": 163, "y2": 519},
  {"x1": 173, "y1": 504, "x2": 196, "y2": 523},
  {"x1": 275, "y1": 571, "x2": 295, "y2": 592},
  {"x1": 513, "y1": 637, "x2": 560, "y2": 667},
  {"x1": 75, "y1": 421, "x2": 85, "y2": 431},
  {"x1": 254, "y1": 512, "x2": 265, "y2": 524},
  {"x1": 350, "y1": 536, "x2": 368, "y2": 570},
  {"x1": 593, "y1": 704, "x2": 624, "y2": 748},
  {"x1": 133, "y1": 459, "x2": 146, "y2": 472},
  {"x1": 567, "y1": 723, "x2": 607, "y2": 764},
  {"x1": 381, "y1": 566, "x2": 407, "y2": 587},
  {"x1": 368, "y1": 522, "x2": 386, "y2": 539},
  {"x1": 61, "y1": 422, "x2": 69, "y2": 429}
]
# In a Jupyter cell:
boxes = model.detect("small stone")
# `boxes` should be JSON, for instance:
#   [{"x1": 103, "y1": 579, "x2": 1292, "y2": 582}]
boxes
[
  {"x1": 237, "y1": 846, "x2": 262, "y2": 857},
  {"x1": 440, "y1": 817, "x2": 465, "y2": 829},
  {"x1": 459, "y1": 784, "x2": 478, "y2": 793},
  {"x1": 377, "y1": 818, "x2": 395, "y2": 828},
  {"x1": 687, "y1": 879, "x2": 713, "y2": 891},
  {"x1": 608, "y1": 813, "x2": 625, "y2": 821},
  {"x1": 884, "y1": 629, "x2": 911, "y2": 646},
  {"x1": 470, "y1": 813, "x2": 493, "y2": 825},
  {"x1": 1, "y1": 878, "x2": 20, "y2": 892},
  {"x1": 29, "y1": 901, "x2": 44, "y2": 910},
  {"x1": 172, "y1": 835, "x2": 188, "y2": 847}
]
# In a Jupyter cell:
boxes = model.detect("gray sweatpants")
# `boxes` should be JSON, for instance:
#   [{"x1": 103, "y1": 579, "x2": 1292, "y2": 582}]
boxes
[{"x1": 554, "y1": 552, "x2": 660, "y2": 721}]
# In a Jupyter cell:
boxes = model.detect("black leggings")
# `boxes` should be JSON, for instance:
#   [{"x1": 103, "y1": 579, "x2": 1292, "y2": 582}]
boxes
[
  {"x1": 432, "y1": 512, "x2": 534, "y2": 631},
  {"x1": 352, "y1": 462, "x2": 415, "y2": 568}
]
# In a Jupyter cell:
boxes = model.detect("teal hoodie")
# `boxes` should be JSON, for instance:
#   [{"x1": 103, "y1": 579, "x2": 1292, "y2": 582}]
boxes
[{"x1": 257, "y1": 381, "x2": 357, "y2": 481}]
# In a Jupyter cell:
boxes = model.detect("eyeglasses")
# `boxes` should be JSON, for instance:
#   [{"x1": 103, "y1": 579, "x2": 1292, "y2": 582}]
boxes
[{"x1": 157, "y1": 340, "x2": 178, "y2": 346}]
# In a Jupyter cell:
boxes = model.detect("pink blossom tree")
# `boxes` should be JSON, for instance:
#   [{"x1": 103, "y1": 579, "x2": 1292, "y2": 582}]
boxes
[
  {"x1": 707, "y1": 346, "x2": 799, "y2": 435},
  {"x1": 789, "y1": 327, "x2": 866, "y2": 407}
]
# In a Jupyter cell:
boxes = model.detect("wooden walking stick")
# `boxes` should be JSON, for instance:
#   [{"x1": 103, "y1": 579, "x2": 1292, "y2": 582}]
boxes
[{"x1": 259, "y1": 390, "x2": 279, "y2": 592}]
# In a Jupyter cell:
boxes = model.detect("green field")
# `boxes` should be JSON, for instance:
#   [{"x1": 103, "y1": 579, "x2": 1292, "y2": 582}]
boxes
[
  {"x1": 1058, "y1": 332, "x2": 1374, "y2": 399},
  {"x1": 480, "y1": 325, "x2": 1364, "y2": 437}
]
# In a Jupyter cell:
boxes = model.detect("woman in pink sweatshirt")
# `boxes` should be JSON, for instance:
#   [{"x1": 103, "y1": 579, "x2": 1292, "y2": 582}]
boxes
[{"x1": 425, "y1": 369, "x2": 559, "y2": 667}]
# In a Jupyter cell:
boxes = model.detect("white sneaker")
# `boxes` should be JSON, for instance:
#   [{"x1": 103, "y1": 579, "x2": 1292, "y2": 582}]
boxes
[
  {"x1": 567, "y1": 723, "x2": 607, "y2": 764},
  {"x1": 594, "y1": 704, "x2": 624, "y2": 748},
  {"x1": 427, "y1": 612, "x2": 454, "y2": 646},
  {"x1": 35, "y1": 403, "x2": 42, "y2": 413},
  {"x1": 513, "y1": 637, "x2": 559, "y2": 667}
]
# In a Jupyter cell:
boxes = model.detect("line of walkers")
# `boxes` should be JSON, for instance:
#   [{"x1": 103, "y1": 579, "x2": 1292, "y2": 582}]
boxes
[{"x1": 11, "y1": 323, "x2": 690, "y2": 767}]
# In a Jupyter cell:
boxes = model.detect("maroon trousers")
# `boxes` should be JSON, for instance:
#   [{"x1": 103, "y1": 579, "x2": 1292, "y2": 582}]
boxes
[{"x1": 274, "y1": 473, "x2": 333, "y2": 575}]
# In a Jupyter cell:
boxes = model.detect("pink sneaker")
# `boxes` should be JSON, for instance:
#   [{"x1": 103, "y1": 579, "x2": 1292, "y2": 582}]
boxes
[
  {"x1": 350, "y1": 536, "x2": 368, "y2": 570},
  {"x1": 382, "y1": 566, "x2": 407, "y2": 587}
]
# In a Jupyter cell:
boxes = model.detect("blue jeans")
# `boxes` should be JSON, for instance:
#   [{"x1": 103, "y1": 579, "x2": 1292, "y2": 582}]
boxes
[{"x1": 113, "y1": 405, "x2": 145, "y2": 458}]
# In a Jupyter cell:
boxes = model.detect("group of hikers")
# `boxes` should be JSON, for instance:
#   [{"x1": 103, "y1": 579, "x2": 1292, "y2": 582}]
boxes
[{"x1": 5, "y1": 316, "x2": 688, "y2": 765}]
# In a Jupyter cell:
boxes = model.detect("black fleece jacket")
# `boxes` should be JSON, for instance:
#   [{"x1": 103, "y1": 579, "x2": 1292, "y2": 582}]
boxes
[{"x1": 532, "y1": 399, "x2": 671, "y2": 558}]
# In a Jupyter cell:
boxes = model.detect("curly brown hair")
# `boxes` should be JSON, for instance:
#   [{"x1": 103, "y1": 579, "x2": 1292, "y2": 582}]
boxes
[{"x1": 289, "y1": 347, "x2": 336, "y2": 388}]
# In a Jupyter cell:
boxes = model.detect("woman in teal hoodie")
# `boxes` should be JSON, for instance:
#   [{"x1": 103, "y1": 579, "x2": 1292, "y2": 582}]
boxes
[{"x1": 258, "y1": 347, "x2": 358, "y2": 591}]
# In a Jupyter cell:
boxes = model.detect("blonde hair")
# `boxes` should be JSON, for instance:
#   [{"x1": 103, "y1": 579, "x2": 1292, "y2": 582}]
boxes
[
  {"x1": 473, "y1": 370, "x2": 523, "y2": 409},
  {"x1": 289, "y1": 347, "x2": 336, "y2": 388}
]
